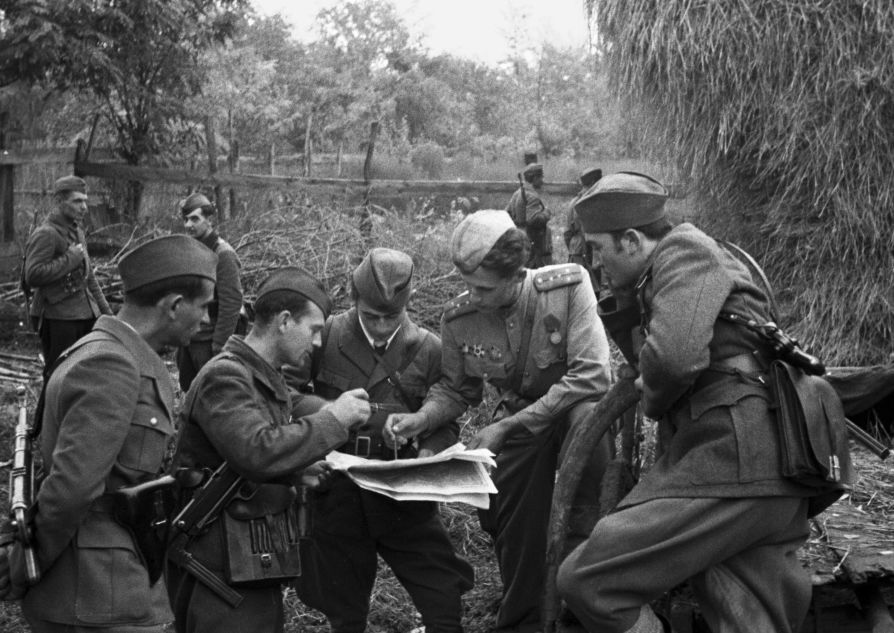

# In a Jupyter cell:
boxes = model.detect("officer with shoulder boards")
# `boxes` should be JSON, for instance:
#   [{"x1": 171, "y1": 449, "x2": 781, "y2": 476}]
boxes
[{"x1": 387, "y1": 210, "x2": 613, "y2": 633}]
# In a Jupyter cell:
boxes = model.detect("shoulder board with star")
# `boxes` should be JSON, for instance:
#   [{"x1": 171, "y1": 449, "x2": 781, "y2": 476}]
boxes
[
  {"x1": 533, "y1": 264, "x2": 583, "y2": 292},
  {"x1": 443, "y1": 292, "x2": 477, "y2": 322}
]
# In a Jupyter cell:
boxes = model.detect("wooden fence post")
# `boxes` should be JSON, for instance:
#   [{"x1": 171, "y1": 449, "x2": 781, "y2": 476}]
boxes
[
  {"x1": 360, "y1": 121, "x2": 379, "y2": 240},
  {"x1": 0, "y1": 112, "x2": 13, "y2": 242},
  {"x1": 228, "y1": 139, "x2": 239, "y2": 219},
  {"x1": 205, "y1": 116, "x2": 225, "y2": 220}
]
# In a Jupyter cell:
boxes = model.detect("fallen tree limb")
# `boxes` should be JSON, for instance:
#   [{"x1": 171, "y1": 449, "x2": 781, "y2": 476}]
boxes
[{"x1": 542, "y1": 365, "x2": 641, "y2": 633}]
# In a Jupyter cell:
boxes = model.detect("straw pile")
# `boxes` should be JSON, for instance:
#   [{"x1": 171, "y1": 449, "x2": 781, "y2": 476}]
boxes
[{"x1": 590, "y1": 0, "x2": 894, "y2": 365}]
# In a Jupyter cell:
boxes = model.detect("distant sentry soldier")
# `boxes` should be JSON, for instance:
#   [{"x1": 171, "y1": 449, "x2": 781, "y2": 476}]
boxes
[
  {"x1": 177, "y1": 192, "x2": 244, "y2": 391},
  {"x1": 564, "y1": 167, "x2": 603, "y2": 291},
  {"x1": 1, "y1": 234, "x2": 217, "y2": 632},
  {"x1": 506, "y1": 163, "x2": 554, "y2": 268},
  {"x1": 24, "y1": 176, "x2": 113, "y2": 377}
]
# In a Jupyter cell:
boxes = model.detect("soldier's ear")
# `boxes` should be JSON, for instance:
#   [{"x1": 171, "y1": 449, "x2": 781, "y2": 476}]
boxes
[
  {"x1": 620, "y1": 229, "x2": 644, "y2": 255},
  {"x1": 161, "y1": 293, "x2": 184, "y2": 319}
]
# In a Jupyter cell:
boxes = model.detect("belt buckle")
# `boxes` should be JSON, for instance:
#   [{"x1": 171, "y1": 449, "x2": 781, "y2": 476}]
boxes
[{"x1": 355, "y1": 435, "x2": 372, "y2": 458}]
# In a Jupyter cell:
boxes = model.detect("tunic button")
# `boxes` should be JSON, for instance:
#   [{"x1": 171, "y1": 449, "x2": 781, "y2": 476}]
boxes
[
  {"x1": 483, "y1": 372, "x2": 489, "y2": 379},
  {"x1": 149, "y1": 417, "x2": 158, "y2": 425}
]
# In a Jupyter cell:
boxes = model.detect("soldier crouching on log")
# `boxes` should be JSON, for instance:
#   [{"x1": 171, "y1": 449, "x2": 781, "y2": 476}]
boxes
[
  {"x1": 0, "y1": 235, "x2": 217, "y2": 632},
  {"x1": 164, "y1": 267, "x2": 370, "y2": 633},
  {"x1": 386, "y1": 209, "x2": 613, "y2": 633},
  {"x1": 557, "y1": 172, "x2": 853, "y2": 633}
]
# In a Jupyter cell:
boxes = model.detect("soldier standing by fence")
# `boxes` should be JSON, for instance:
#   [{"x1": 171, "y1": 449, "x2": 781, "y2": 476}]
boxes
[
  {"x1": 23, "y1": 175, "x2": 113, "y2": 378},
  {"x1": 1, "y1": 234, "x2": 217, "y2": 632},
  {"x1": 506, "y1": 163, "x2": 553, "y2": 268},
  {"x1": 563, "y1": 167, "x2": 603, "y2": 293},
  {"x1": 177, "y1": 192, "x2": 244, "y2": 391},
  {"x1": 387, "y1": 210, "x2": 612, "y2": 633}
]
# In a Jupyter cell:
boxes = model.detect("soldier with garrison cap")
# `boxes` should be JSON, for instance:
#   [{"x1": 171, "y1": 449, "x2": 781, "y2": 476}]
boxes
[
  {"x1": 177, "y1": 192, "x2": 244, "y2": 390},
  {"x1": 0, "y1": 234, "x2": 217, "y2": 631},
  {"x1": 506, "y1": 163, "x2": 554, "y2": 268},
  {"x1": 166, "y1": 267, "x2": 371, "y2": 633},
  {"x1": 386, "y1": 211, "x2": 613, "y2": 633},
  {"x1": 24, "y1": 175, "x2": 113, "y2": 378},
  {"x1": 556, "y1": 172, "x2": 849, "y2": 633},
  {"x1": 293, "y1": 248, "x2": 474, "y2": 633}
]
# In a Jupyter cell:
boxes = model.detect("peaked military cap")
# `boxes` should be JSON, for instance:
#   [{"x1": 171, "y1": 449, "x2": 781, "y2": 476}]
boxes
[
  {"x1": 451, "y1": 209, "x2": 516, "y2": 273},
  {"x1": 353, "y1": 248, "x2": 414, "y2": 312},
  {"x1": 119, "y1": 234, "x2": 217, "y2": 293},
  {"x1": 574, "y1": 171, "x2": 668, "y2": 234},
  {"x1": 179, "y1": 192, "x2": 215, "y2": 216},
  {"x1": 53, "y1": 176, "x2": 88, "y2": 196},
  {"x1": 256, "y1": 266, "x2": 332, "y2": 318}
]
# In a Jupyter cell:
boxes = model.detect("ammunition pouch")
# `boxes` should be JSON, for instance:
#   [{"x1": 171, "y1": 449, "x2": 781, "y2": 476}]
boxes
[
  {"x1": 769, "y1": 360, "x2": 854, "y2": 516},
  {"x1": 110, "y1": 475, "x2": 178, "y2": 584},
  {"x1": 221, "y1": 483, "x2": 302, "y2": 586},
  {"x1": 41, "y1": 265, "x2": 87, "y2": 305}
]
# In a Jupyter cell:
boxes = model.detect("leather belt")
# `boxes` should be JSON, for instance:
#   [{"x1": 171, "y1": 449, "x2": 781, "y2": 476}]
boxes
[{"x1": 692, "y1": 352, "x2": 768, "y2": 393}]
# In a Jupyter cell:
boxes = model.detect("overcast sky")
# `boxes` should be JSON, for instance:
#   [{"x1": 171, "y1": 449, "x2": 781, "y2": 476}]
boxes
[{"x1": 251, "y1": 0, "x2": 593, "y2": 65}]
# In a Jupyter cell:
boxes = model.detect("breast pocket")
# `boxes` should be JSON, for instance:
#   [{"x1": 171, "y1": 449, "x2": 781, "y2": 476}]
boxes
[
  {"x1": 116, "y1": 380, "x2": 172, "y2": 475},
  {"x1": 463, "y1": 356, "x2": 508, "y2": 382},
  {"x1": 315, "y1": 368, "x2": 354, "y2": 398}
]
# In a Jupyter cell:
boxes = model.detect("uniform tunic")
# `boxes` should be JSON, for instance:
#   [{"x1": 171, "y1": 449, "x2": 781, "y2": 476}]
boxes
[
  {"x1": 558, "y1": 223, "x2": 817, "y2": 633},
  {"x1": 293, "y1": 309, "x2": 474, "y2": 633},
  {"x1": 18, "y1": 316, "x2": 173, "y2": 629},
  {"x1": 24, "y1": 211, "x2": 112, "y2": 373},
  {"x1": 166, "y1": 336, "x2": 350, "y2": 633},
  {"x1": 506, "y1": 184, "x2": 553, "y2": 268},
  {"x1": 426, "y1": 264, "x2": 612, "y2": 633},
  {"x1": 176, "y1": 230, "x2": 243, "y2": 391}
]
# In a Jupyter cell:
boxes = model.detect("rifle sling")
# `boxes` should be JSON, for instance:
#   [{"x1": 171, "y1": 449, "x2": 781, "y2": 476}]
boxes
[{"x1": 508, "y1": 284, "x2": 539, "y2": 397}]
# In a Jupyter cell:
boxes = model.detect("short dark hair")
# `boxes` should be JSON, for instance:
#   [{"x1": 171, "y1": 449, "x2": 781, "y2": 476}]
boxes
[
  {"x1": 252, "y1": 289, "x2": 317, "y2": 327},
  {"x1": 124, "y1": 275, "x2": 211, "y2": 307},
  {"x1": 479, "y1": 228, "x2": 530, "y2": 278},
  {"x1": 609, "y1": 217, "x2": 675, "y2": 247}
]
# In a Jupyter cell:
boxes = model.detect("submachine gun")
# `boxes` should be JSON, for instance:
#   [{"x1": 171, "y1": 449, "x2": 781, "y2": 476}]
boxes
[{"x1": 5, "y1": 385, "x2": 40, "y2": 585}]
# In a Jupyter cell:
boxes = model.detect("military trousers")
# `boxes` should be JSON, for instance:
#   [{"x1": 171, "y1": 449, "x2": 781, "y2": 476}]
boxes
[
  {"x1": 165, "y1": 558, "x2": 285, "y2": 633},
  {"x1": 37, "y1": 317, "x2": 95, "y2": 379},
  {"x1": 293, "y1": 477, "x2": 474, "y2": 633},
  {"x1": 557, "y1": 496, "x2": 811, "y2": 633},
  {"x1": 477, "y1": 401, "x2": 611, "y2": 633},
  {"x1": 176, "y1": 340, "x2": 213, "y2": 392}
]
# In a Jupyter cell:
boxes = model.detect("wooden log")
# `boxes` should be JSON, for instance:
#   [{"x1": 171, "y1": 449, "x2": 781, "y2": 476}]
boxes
[{"x1": 542, "y1": 365, "x2": 641, "y2": 633}]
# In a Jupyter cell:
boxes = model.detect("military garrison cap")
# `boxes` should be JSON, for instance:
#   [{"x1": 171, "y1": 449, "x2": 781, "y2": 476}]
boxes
[
  {"x1": 256, "y1": 267, "x2": 332, "y2": 318},
  {"x1": 119, "y1": 234, "x2": 217, "y2": 293},
  {"x1": 451, "y1": 209, "x2": 516, "y2": 273},
  {"x1": 179, "y1": 192, "x2": 214, "y2": 216},
  {"x1": 53, "y1": 176, "x2": 87, "y2": 196},
  {"x1": 574, "y1": 171, "x2": 668, "y2": 234},
  {"x1": 353, "y1": 248, "x2": 414, "y2": 312}
]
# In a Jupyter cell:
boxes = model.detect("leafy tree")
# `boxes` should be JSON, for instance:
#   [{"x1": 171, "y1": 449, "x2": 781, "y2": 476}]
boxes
[{"x1": 1, "y1": 0, "x2": 248, "y2": 216}]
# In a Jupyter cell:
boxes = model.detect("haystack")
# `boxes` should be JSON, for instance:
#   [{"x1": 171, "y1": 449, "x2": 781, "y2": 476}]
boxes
[{"x1": 589, "y1": 0, "x2": 894, "y2": 365}]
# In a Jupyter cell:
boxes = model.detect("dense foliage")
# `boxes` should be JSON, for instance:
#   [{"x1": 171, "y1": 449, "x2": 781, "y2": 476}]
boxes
[{"x1": 590, "y1": 0, "x2": 894, "y2": 364}]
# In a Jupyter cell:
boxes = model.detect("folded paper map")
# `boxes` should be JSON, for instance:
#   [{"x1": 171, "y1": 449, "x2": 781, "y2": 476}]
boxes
[{"x1": 326, "y1": 443, "x2": 497, "y2": 509}]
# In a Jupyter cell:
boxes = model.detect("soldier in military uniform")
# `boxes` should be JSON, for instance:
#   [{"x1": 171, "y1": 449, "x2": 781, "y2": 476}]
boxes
[
  {"x1": 177, "y1": 192, "x2": 244, "y2": 390},
  {"x1": 557, "y1": 172, "x2": 841, "y2": 633},
  {"x1": 387, "y1": 210, "x2": 613, "y2": 633},
  {"x1": 563, "y1": 167, "x2": 603, "y2": 293},
  {"x1": 166, "y1": 267, "x2": 371, "y2": 633},
  {"x1": 1, "y1": 234, "x2": 218, "y2": 632},
  {"x1": 292, "y1": 248, "x2": 474, "y2": 633},
  {"x1": 506, "y1": 163, "x2": 553, "y2": 268},
  {"x1": 24, "y1": 175, "x2": 113, "y2": 378}
]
